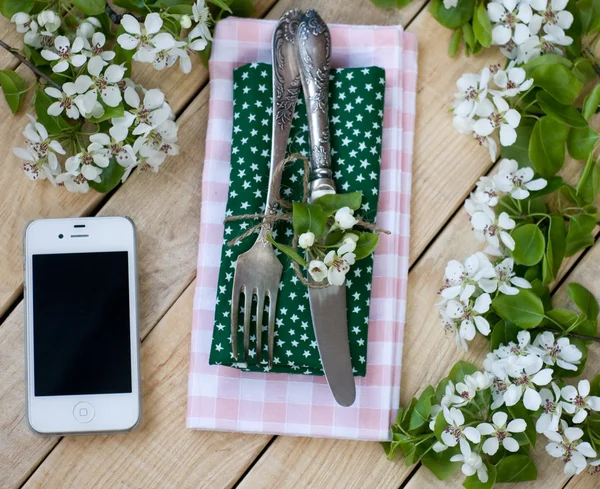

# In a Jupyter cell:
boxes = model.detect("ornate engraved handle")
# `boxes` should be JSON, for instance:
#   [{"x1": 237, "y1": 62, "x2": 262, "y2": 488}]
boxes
[
  {"x1": 296, "y1": 10, "x2": 335, "y2": 201},
  {"x1": 259, "y1": 9, "x2": 302, "y2": 241}
]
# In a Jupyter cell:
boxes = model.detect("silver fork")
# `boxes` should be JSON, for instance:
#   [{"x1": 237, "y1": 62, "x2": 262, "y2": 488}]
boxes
[{"x1": 230, "y1": 9, "x2": 303, "y2": 367}]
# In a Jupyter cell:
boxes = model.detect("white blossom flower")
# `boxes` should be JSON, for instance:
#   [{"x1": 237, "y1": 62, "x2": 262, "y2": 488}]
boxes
[
  {"x1": 192, "y1": 0, "x2": 213, "y2": 41},
  {"x1": 188, "y1": 23, "x2": 209, "y2": 51},
  {"x1": 493, "y1": 159, "x2": 547, "y2": 199},
  {"x1": 542, "y1": 23, "x2": 573, "y2": 47},
  {"x1": 13, "y1": 115, "x2": 65, "y2": 181},
  {"x1": 478, "y1": 257, "x2": 531, "y2": 295},
  {"x1": 561, "y1": 380, "x2": 600, "y2": 424},
  {"x1": 532, "y1": 332, "x2": 582, "y2": 371},
  {"x1": 440, "y1": 380, "x2": 464, "y2": 408},
  {"x1": 57, "y1": 146, "x2": 110, "y2": 193},
  {"x1": 529, "y1": 0, "x2": 574, "y2": 36},
  {"x1": 37, "y1": 10, "x2": 61, "y2": 32},
  {"x1": 89, "y1": 126, "x2": 136, "y2": 168},
  {"x1": 44, "y1": 76, "x2": 94, "y2": 119},
  {"x1": 324, "y1": 249, "x2": 355, "y2": 286},
  {"x1": 446, "y1": 294, "x2": 492, "y2": 342},
  {"x1": 86, "y1": 57, "x2": 126, "y2": 107},
  {"x1": 470, "y1": 205, "x2": 516, "y2": 252},
  {"x1": 440, "y1": 309, "x2": 470, "y2": 350},
  {"x1": 453, "y1": 68, "x2": 490, "y2": 119},
  {"x1": 545, "y1": 421, "x2": 597, "y2": 475},
  {"x1": 117, "y1": 13, "x2": 177, "y2": 64},
  {"x1": 504, "y1": 355, "x2": 553, "y2": 410},
  {"x1": 334, "y1": 206, "x2": 358, "y2": 230},
  {"x1": 76, "y1": 17, "x2": 101, "y2": 38},
  {"x1": 298, "y1": 232, "x2": 315, "y2": 249},
  {"x1": 488, "y1": 0, "x2": 533, "y2": 46},
  {"x1": 454, "y1": 377, "x2": 477, "y2": 407},
  {"x1": 84, "y1": 32, "x2": 116, "y2": 65},
  {"x1": 450, "y1": 440, "x2": 488, "y2": 482},
  {"x1": 589, "y1": 459, "x2": 600, "y2": 475},
  {"x1": 308, "y1": 260, "x2": 327, "y2": 282},
  {"x1": 441, "y1": 407, "x2": 482, "y2": 448},
  {"x1": 536, "y1": 383, "x2": 563, "y2": 433},
  {"x1": 11, "y1": 12, "x2": 36, "y2": 33},
  {"x1": 492, "y1": 67, "x2": 534, "y2": 97},
  {"x1": 133, "y1": 119, "x2": 179, "y2": 167},
  {"x1": 41, "y1": 35, "x2": 87, "y2": 73},
  {"x1": 473, "y1": 176, "x2": 500, "y2": 206},
  {"x1": 478, "y1": 411, "x2": 526, "y2": 455},
  {"x1": 338, "y1": 233, "x2": 359, "y2": 255},
  {"x1": 473, "y1": 96, "x2": 521, "y2": 146},
  {"x1": 113, "y1": 87, "x2": 171, "y2": 136},
  {"x1": 439, "y1": 253, "x2": 495, "y2": 302}
]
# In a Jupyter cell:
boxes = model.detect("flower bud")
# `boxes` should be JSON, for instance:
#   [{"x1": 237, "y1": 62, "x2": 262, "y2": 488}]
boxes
[
  {"x1": 334, "y1": 206, "x2": 358, "y2": 230},
  {"x1": 180, "y1": 14, "x2": 192, "y2": 29},
  {"x1": 38, "y1": 10, "x2": 61, "y2": 32},
  {"x1": 298, "y1": 231, "x2": 315, "y2": 249}
]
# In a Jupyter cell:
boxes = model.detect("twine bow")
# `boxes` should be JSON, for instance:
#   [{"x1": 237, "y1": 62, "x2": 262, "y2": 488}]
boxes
[{"x1": 224, "y1": 153, "x2": 390, "y2": 287}]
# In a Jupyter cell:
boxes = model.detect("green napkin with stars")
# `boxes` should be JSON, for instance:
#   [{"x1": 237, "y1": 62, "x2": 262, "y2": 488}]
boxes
[{"x1": 209, "y1": 62, "x2": 385, "y2": 376}]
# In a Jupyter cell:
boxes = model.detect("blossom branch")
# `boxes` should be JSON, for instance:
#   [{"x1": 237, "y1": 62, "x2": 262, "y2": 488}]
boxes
[
  {"x1": 0, "y1": 39, "x2": 61, "y2": 89},
  {"x1": 105, "y1": 4, "x2": 144, "y2": 24},
  {"x1": 548, "y1": 329, "x2": 600, "y2": 344}
]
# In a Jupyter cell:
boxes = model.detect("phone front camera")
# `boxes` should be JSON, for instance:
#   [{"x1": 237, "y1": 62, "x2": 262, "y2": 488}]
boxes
[{"x1": 58, "y1": 234, "x2": 64, "y2": 239}]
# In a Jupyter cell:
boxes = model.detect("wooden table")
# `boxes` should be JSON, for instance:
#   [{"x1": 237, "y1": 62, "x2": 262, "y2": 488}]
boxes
[{"x1": 0, "y1": 1, "x2": 598, "y2": 488}]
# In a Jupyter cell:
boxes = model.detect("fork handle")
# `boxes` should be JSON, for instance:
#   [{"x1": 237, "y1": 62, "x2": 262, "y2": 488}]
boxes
[{"x1": 297, "y1": 10, "x2": 335, "y2": 201}]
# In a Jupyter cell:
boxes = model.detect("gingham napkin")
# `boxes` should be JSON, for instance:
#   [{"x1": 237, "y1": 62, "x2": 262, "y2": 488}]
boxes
[{"x1": 187, "y1": 17, "x2": 418, "y2": 441}]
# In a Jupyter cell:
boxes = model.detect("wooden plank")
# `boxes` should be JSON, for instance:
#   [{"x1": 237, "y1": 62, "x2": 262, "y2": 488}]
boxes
[
  {"x1": 0, "y1": 14, "x2": 24, "y2": 68},
  {"x1": 23, "y1": 281, "x2": 272, "y2": 489},
  {"x1": 0, "y1": 0, "x2": 275, "y2": 318}
]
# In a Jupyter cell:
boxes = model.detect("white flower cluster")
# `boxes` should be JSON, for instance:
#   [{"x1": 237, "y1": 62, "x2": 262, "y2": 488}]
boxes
[
  {"x1": 11, "y1": 10, "x2": 61, "y2": 49},
  {"x1": 453, "y1": 64, "x2": 533, "y2": 158},
  {"x1": 300, "y1": 207, "x2": 359, "y2": 286},
  {"x1": 488, "y1": 0, "x2": 574, "y2": 63},
  {"x1": 116, "y1": 0, "x2": 212, "y2": 75},
  {"x1": 438, "y1": 160, "x2": 547, "y2": 349},
  {"x1": 428, "y1": 333, "x2": 600, "y2": 482}
]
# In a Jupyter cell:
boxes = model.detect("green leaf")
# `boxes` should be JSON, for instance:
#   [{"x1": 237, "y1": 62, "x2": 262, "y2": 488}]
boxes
[
  {"x1": 577, "y1": 153, "x2": 600, "y2": 204},
  {"x1": 34, "y1": 88, "x2": 68, "y2": 135},
  {"x1": 579, "y1": 0, "x2": 600, "y2": 34},
  {"x1": 353, "y1": 233, "x2": 379, "y2": 260},
  {"x1": 472, "y1": 1, "x2": 492, "y2": 47},
  {"x1": 543, "y1": 215, "x2": 566, "y2": 285},
  {"x1": 72, "y1": 0, "x2": 105, "y2": 14},
  {"x1": 531, "y1": 64, "x2": 583, "y2": 105},
  {"x1": 492, "y1": 290, "x2": 544, "y2": 329},
  {"x1": 573, "y1": 58, "x2": 598, "y2": 84},
  {"x1": 422, "y1": 447, "x2": 460, "y2": 481},
  {"x1": 448, "y1": 360, "x2": 478, "y2": 384},
  {"x1": 88, "y1": 159, "x2": 125, "y2": 193},
  {"x1": 591, "y1": 375, "x2": 600, "y2": 396},
  {"x1": 568, "y1": 282, "x2": 599, "y2": 321},
  {"x1": 292, "y1": 202, "x2": 328, "y2": 238},
  {"x1": 208, "y1": 0, "x2": 233, "y2": 12},
  {"x1": 0, "y1": 0, "x2": 33, "y2": 17},
  {"x1": 500, "y1": 122, "x2": 534, "y2": 166},
  {"x1": 490, "y1": 320, "x2": 520, "y2": 350},
  {"x1": 546, "y1": 308, "x2": 579, "y2": 331},
  {"x1": 511, "y1": 224, "x2": 545, "y2": 266},
  {"x1": 462, "y1": 23, "x2": 475, "y2": 49},
  {"x1": 429, "y1": 0, "x2": 475, "y2": 29},
  {"x1": 409, "y1": 385, "x2": 435, "y2": 431},
  {"x1": 565, "y1": 213, "x2": 596, "y2": 256},
  {"x1": 265, "y1": 233, "x2": 308, "y2": 267},
  {"x1": 448, "y1": 29, "x2": 462, "y2": 57},
  {"x1": 313, "y1": 191, "x2": 362, "y2": 215},
  {"x1": 508, "y1": 402, "x2": 536, "y2": 447},
  {"x1": 536, "y1": 91, "x2": 588, "y2": 128},
  {"x1": 0, "y1": 69, "x2": 26, "y2": 114},
  {"x1": 463, "y1": 462, "x2": 496, "y2": 489},
  {"x1": 523, "y1": 54, "x2": 573, "y2": 77},
  {"x1": 529, "y1": 116, "x2": 568, "y2": 177},
  {"x1": 228, "y1": 0, "x2": 256, "y2": 17},
  {"x1": 371, "y1": 0, "x2": 415, "y2": 6},
  {"x1": 113, "y1": 0, "x2": 147, "y2": 9},
  {"x1": 531, "y1": 176, "x2": 563, "y2": 199},
  {"x1": 495, "y1": 454, "x2": 537, "y2": 482},
  {"x1": 583, "y1": 84, "x2": 600, "y2": 121},
  {"x1": 435, "y1": 377, "x2": 451, "y2": 403},
  {"x1": 567, "y1": 126, "x2": 600, "y2": 160}
]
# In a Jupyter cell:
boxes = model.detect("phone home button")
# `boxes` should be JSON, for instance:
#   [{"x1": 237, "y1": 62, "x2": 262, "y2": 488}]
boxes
[{"x1": 73, "y1": 402, "x2": 95, "y2": 423}]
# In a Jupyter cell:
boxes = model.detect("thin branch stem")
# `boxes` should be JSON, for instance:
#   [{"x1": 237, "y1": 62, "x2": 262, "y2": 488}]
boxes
[
  {"x1": 105, "y1": 4, "x2": 144, "y2": 24},
  {"x1": 0, "y1": 39, "x2": 61, "y2": 89},
  {"x1": 547, "y1": 328, "x2": 600, "y2": 344}
]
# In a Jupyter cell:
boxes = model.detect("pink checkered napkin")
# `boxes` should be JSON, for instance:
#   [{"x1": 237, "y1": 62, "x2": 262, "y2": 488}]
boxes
[{"x1": 187, "y1": 17, "x2": 418, "y2": 441}]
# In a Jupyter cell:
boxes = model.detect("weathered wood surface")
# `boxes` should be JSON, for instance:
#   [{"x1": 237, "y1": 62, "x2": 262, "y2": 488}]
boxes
[{"x1": 1, "y1": 0, "x2": 598, "y2": 488}]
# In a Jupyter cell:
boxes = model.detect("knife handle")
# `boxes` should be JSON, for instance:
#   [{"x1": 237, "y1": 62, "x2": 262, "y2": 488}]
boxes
[{"x1": 297, "y1": 10, "x2": 335, "y2": 201}]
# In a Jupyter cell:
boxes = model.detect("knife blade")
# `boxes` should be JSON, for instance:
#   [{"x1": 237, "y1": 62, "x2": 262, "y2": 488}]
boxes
[{"x1": 297, "y1": 10, "x2": 356, "y2": 407}]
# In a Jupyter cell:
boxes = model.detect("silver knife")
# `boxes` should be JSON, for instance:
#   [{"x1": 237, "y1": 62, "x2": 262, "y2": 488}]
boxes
[{"x1": 297, "y1": 10, "x2": 356, "y2": 407}]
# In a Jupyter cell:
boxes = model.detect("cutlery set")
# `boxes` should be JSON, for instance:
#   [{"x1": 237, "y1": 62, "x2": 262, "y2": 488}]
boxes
[{"x1": 230, "y1": 9, "x2": 357, "y2": 406}]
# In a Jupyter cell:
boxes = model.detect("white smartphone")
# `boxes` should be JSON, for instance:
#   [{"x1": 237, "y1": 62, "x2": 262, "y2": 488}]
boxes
[{"x1": 24, "y1": 216, "x2": 141, "y2": 435}]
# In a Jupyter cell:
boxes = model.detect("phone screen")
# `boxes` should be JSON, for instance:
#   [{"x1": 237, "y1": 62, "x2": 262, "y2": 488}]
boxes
[{"x1": 32, "y1": 251, "x2": 132, "y2": 397}]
